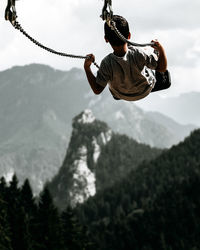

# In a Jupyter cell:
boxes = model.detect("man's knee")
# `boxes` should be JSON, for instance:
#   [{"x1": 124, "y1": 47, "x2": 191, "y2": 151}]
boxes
[{"x1": 165, "y1": 70, "x2": 171, "y2": 89}]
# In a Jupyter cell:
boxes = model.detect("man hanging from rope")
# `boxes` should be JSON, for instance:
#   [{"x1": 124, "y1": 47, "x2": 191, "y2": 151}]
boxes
[
  {"x1": 5, "y1": 0, "x2": 171, "y2": 101},
  {"x1": 84, "y1": 14, "x2": 171, "y2": 101}
]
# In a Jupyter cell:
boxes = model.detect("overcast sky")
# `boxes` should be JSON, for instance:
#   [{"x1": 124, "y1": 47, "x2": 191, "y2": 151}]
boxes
[{"x1": 1, "y1": 0, "x2": 200, "y2": 96}]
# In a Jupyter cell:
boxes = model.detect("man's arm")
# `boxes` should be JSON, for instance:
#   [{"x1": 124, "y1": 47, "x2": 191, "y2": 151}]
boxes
[
  {"x1": 151, "y1": 40, "x2": 167, "y2": 72},
  {"x1": 84, "y1": 54, "x2": 105, "y2": 95}
]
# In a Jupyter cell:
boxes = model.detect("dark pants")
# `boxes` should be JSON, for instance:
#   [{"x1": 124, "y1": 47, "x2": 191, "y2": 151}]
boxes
[
  {"x1": 111, "y1": 70, "x2": 171, "y2": 100},
  {"x1": 151, "y1": 70, "x2": 171, "y2": 92}
]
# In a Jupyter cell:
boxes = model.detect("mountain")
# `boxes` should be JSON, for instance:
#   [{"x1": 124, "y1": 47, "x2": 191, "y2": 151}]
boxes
[
  {"x1": 47, "y1": 110, "x2": 162, "y2": 209},
  {"x1": 91, "y1": 97, "x2": 195, "y2": 148},
  {"x1": 75, "y1": 129, "x2": 200, "y2": 250},
  {"x1": 136, "y1": 91, "x2": 200, "y2": 126},
  {"x1": 0, "y1": 64, "x2": 90, "y2": 194},
  {"x1": 0, "y1": 64, "x2": 195, "y2": 193}
]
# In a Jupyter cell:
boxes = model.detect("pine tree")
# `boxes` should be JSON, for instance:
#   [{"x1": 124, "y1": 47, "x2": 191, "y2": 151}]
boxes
[
  {"x1": 0, "y1": 177, "x2": 7, "y2": 199},
  {"x1": 61, "y1": 206, "x2": 93, "y2": 250},
  {"x1": 21, "y1": 179, "x2": 36, "y2": 214},
  {"x1": 0, "y1": 186, "x2": 12, "y2": 250},
  {"x1": 36, "y1": 187, "x2": 62, "y2": 250},
  {"x1": 6, "y1": 174, "x2": 23, "y2": 250},
  {"x1": 5, "y1": 174, "x2": 33, "y2": 250},
  {"x1": 20, "y1": 179, "x2": 37, "y2": 249}
]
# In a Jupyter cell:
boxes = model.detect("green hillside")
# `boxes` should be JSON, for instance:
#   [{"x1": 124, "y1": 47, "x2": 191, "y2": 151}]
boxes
[{"x1": 75, "y1": 129, "x2": 200, "y2": 250}]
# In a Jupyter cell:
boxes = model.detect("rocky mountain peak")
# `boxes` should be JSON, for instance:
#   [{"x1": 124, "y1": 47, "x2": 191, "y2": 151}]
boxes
[
  {"x1": 76, "y1": 109, "x2": 96, "y2": 124},
  {"x1": 48, "y1": 110, "x2": 113, "y2": 208}
]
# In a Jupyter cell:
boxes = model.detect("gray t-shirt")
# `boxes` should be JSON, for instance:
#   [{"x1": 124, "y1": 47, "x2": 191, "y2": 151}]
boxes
[{"x1": 96, "y1": 46, "x2": 158, "y2": 101}]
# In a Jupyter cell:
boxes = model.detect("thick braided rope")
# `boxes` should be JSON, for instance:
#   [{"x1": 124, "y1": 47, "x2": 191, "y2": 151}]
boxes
[
  {"x1": 110, "y1": 20, "x2": 154, "y2": 47},
  {"x1": 13, "y1": 20, "x2": 100, "y2": 68}
]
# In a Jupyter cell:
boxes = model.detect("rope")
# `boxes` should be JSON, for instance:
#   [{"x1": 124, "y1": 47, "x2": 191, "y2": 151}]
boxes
[
  {"x1": 6, "y1": 0, "x2": 153, "y2": 70},
  {"x1": 5, "y1": 0, "x2": 99, "y2": 68},
  {"x1": 110, "y1": 21, "x2": 154, "y2": 47},
  {"x1": 102, "y1": 0, "x2": 154, "y2": 47},
  {"x1": 13, "y1": 21, "x2": 99, "y2": 69}
]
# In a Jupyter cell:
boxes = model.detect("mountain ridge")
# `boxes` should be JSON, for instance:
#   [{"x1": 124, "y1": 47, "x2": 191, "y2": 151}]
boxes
[
  {"x1": 0, "y1": 63, "x2": 196, "y2": 194},
  {"x1": 137, "y1": 91, "x2": 200, "y2": 126}
]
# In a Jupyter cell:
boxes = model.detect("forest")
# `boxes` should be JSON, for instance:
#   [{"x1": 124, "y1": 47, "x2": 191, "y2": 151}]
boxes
[
  {"x1": 1, "y1": 129, "x2": 200, "y2": 249},
  {"x1": 0, "y1": 175, "x2": 93, "y2": 250},
  {"x1": 76, "y1": 129, "x2": 200, "y2": 249}
]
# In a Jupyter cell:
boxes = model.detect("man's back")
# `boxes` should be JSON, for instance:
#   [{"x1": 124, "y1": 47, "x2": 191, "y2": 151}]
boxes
[{"x1": 96, "y1": 47, "x2": 158, "y2": 101}]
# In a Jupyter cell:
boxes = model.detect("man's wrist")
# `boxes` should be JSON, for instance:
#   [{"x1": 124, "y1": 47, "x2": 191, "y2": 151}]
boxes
[{"x1": 84, "y1": 65, "x2": 91, "y2": 71}]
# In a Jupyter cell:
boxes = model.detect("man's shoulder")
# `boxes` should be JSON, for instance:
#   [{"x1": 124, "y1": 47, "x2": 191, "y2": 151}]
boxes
[
  {"x1": 128, "y1": 46, "x2": 158, "y2": 61},
  {"x1": 102, "y1": 53, "x2": 113, "y2": 62},
  {"x1": 100, "y1": 53, "x2": 113, "y2": 67},
  {"x1": 128, "y1": 45, "x2": 140, "y2": 51},
  {"x1": 128, "y1": 46, "x2": 144, "y2": 55}
]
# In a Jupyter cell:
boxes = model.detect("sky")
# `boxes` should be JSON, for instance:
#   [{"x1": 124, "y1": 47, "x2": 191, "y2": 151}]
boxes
[{"x1": 1, "y1": 0, "x2": 200, "y2": 96}]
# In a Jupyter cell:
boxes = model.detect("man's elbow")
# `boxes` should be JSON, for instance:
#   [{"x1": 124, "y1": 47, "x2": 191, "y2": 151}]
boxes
[
  {"x1": 93, "y1": 89, "x2": 103, "y2": 95},
  {"x1": 92, "y1": 85, "x2": 104, "y2": 95}
]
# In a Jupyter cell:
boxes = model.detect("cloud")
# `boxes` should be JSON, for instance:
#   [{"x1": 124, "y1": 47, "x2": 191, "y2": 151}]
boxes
[
  {"x1": 167, "y1": 66, "x2": 200, "y2": 97},
  {"x1": 115, "y1": 0, "x2": 200, "y2": 31},
  {"x1": 0, "y1": 0, "x2": 105, "y2": 70},
  {"x1": 151, "y1": 29, "x2": 200, "y2": 68}
]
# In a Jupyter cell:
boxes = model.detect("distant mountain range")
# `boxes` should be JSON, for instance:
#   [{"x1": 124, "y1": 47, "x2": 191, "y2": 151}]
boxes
[
  {"x1": 0, "y1": 64, "x2": 196, "y2": 193},
  {"x1": 136, "y1": 91, "x2": 200, "y2": 126},
  {"x1": 91, "y1": 98, "x2": 195, "y2": 148}
]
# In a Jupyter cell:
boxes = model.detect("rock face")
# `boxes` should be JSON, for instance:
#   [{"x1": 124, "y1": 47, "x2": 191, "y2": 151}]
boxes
[
  {"x1": 47, "y1": 110, "x2": 162, "y2": 210},
  {"x1": 67, "y1": 110, "x2": 112, "y2": 207},
  {"x1": 48, "y1": 110, "x2": 113, "y2": 208}
]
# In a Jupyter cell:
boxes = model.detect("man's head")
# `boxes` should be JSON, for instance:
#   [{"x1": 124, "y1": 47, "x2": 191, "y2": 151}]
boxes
[{"x1": 104, "y1": 15, "x2": 130, "y2": 46}]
